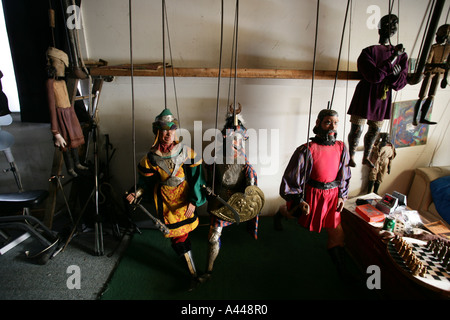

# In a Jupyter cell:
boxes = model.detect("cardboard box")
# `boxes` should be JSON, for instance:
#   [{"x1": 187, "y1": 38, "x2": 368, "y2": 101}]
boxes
[{"x1": 355, "y1": 204, "x2": 385, "y2": 223}]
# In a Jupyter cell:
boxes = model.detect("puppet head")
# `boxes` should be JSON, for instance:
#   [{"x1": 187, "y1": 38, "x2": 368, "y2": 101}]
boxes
[
  {"x1": 46, "y1": 47, "x2": 69, "y2": 78},
  {"x1": 152, "y1": 108, "x2": 179, "y2": 147},
  {"x1": 378, "y1": 14, "x2": 398, "y2": 42},
  {"x1": 436, "y1": 24, "x2": 450, "y2": 44},
  {"x1": 221, "y1": 103, "x2": 248, "y2": 159},
  {"x1": 152, "y1": 108, "x2": 179, "y2": 134},
  {"x1": 313, "y1": 109, "x2": 339, "y2": 144}
]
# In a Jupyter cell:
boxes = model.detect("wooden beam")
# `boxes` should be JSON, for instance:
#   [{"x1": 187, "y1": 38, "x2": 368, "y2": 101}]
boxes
[{"x1": 89, "y1": 64, "x2": 361, "y2": 80}]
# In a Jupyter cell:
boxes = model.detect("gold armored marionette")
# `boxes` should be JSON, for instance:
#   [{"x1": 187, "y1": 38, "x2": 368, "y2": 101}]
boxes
[
  {"x1": 413, "y1": 24, "x2": 450, "y2": 125},
  {"x1": 201, "y1": 104, "x2": 264, "y2": 282},
  {"x1": 346, "y1": 14, "x2": 408, "y2": 168},
  {"x1": 367, "y1": 133, "x2": 396, "y2": 194},
  {"x1": 126, "y1": 108, "x2": 206, "y2": 291},
  {"x1": 46, "y1": 47, "x2": 87, "y2": 177}
]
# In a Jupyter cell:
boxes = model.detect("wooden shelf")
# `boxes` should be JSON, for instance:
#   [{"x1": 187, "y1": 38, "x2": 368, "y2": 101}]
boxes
[{"x1": 89, "y1": 64, "x2": 361, "y2": 80}]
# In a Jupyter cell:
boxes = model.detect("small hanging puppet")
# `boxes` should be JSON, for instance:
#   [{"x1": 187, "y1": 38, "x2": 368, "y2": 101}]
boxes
[
  {"x1": 367, "y1": 132, "x2": 396, "y2": 194},
  {"x1": 46, "y1": 47, "x2": 87, "y2": 177},
  {"x1": 201, "y1": 104, "x2": 264, "y2": 282},
  {"x1": 413, "y1": 24, "x2": 450, "y2": 125},
  {"x1": 347, "y1": 14, "x2": 408, "y2": 168}
]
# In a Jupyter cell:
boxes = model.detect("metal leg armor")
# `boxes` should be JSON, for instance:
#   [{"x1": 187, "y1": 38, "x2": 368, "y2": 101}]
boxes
[
  {"x1": 347, "y1": 124, "x2": 362, "y2": 167},
  {"x1": 183, "y1": 250, "x2": 198, "y2": 278},
  {"x1": 200, "y1": 225, "x2": 223, "y2": 282},
  {"x1": 171, "y1": 238, "x2": 201, "y2": 290},
  {"x1": 183, "y1": 250, "x2": 202, "y2": 291}
]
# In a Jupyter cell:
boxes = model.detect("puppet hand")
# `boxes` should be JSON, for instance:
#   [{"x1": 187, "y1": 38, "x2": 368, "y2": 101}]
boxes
[
  {"x1": 185, "y1": 203, "x2": 196, "y2": 218},
  {"x1": 336, "y1": 198, "x2": 345, "y2": 212},
  {"x1": 441, "y1": 77, "x2": 448, "y2": 89},
  {"x1": 393, "y1": 64, "x2": 402, "y2": 76},
  {"x1": 126, "y1": 188, "x2": 143, "y2": 204},
  {"x1": 393, "y1": 44, "x2": 405, "y2": 56},
  {"x1": 300, "y1": 201, "x2": 310, "y2": 216},
  {"x1": 54, "y1": 134, "x2": 67, "y2": 148},
  {"x1": 126, "y1": 193, "x2": 137, "y2": 204}
]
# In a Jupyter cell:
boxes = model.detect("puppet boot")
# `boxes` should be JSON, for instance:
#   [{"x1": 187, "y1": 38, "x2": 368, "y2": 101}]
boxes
[
  {"x1": 328, "y1": 246, "x2": 360, "y2": 282},
  {"x1": 373, "y1": 181, "x2": 380, "y2": 194},
  {"x1": 419, "y1": 99, "x2": 437, "y2": 125},
  {"x1": 347, "y1": 124, "x2": 362, "y2": 167},
  {"x1": 328, "y1": 246, "x2": 347, "y2": 278},
  {"x1": 412, "y1": 99, "x2": 422, "y2": 126},
  {"x1": 362, "y1": 126, "x2": 380, "y2": 168},
  {"x1": 273, "y1": 210, "x2": 284, "y2": 231},
  {"x1": 367, "y1": 180, "x2": 374, "y2": 194}
]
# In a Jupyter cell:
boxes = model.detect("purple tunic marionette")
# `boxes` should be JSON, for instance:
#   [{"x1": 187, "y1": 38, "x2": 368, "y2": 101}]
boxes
[{"x1": 347, "y1": 14, "x2": 408, "y2": 168}]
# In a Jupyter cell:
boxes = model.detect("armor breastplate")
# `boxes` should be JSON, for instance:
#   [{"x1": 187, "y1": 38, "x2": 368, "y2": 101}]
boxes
[
  {"x1": 218, "y1": 163, "x2": 246, "y2": 201},
  {"x1": 152, "y1": 145, "x2": 187, "y2": 187}
]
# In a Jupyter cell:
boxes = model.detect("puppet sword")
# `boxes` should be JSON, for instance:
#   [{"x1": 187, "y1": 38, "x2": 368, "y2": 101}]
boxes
[
  {"x1": 202, "y1": 185, "x2": 241, "y2": 224},
  {"x1": 135, "y1": 203, "x2": 170, "y2": 235}
]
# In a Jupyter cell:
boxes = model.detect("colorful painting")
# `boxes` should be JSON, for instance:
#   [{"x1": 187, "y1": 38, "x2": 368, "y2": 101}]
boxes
[{"x1": 390, "y1": 100, "x2": 429, "y2": 148}]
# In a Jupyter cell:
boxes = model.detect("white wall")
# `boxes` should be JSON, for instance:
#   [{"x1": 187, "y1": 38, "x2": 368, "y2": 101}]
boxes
[{"x1": 76, "y1": 0, "x2": 450, "y2": 216}]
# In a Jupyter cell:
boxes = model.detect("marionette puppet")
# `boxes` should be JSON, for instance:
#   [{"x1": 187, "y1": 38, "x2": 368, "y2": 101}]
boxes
[
  {"x1": 46, "y1": 47, "x2": 87, "y2": 177},
  {"x1": 126, "y1": 108, "x2": 207, "y2": 290},
  {"x1": 347, "y1": 14, "x2": 408, "y2": 168},
  {"x1": 201, "y1": 104, "x2": 264, "y2": 282},
  {"x1": 367, "y1": 132, "x2": 396, "y2": 194},
  {"x1": 278, "y1": 109, "x2": 352, "y2": 278},
  {"x1": 0, "y1": 70, "x2": 9, "y2": 117},
  {"x1": 413, "y1": 24, "x2": 450, "y2": 125}
]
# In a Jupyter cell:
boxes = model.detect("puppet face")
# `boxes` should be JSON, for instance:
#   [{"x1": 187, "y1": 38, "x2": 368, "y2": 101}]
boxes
[
  {"x1": 319, "y1": 115, "x2": 338, "y2": 133},
  {"x1": 158, "y1": 129, "x2": 176, "y2": 145},
  {"x1": 379, "y1": 15, "x2": 398, "y2": 40},
  {"x1": 51, "y1": 58, "x2": 66, "y2": 77},
  {"x1": 315, "y1": 115, "x2": 338, "y2": 142},
  {"x1": 436, "y1": 24, "x2": 450, "y2": 44}
]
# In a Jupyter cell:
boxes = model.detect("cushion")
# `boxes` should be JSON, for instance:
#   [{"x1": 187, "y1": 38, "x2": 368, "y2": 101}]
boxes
[{"x1": 430, "y1": 175, "x2": 450, "y2": 224}]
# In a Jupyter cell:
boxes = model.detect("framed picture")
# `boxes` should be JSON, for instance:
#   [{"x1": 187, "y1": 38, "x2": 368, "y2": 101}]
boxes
[{"x1": 390, "y1": 99, "x2": 430, "y2": 148}]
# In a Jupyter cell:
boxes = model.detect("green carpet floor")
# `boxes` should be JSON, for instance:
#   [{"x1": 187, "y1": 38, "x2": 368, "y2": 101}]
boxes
[{"x1": 99, "y1": 216, "x2": 380, "y2": 300}]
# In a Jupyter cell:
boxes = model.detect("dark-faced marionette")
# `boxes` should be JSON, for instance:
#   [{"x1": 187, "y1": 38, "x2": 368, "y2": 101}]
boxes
[
  {"x1": 126, "y1": 108, "x2": 207, "y2": 290},
  {"x1": 201, "y1": 104, "x2": 264, "y2": 282},
  {"x1": 347, "y1": 14, "x2": 408, "y2": 168},
  {"x1": 367, "y1": 132, "x2": 396, "y2": 194},
  {"x1": 413, "y1": 24, "x2": 450, "y2": 125},
  {"x1": 279, "y1": 109, "x2": 351, "y2": 277},
  {"x1": 46, "y1": 47, "x2": 87, "y2": 177}
]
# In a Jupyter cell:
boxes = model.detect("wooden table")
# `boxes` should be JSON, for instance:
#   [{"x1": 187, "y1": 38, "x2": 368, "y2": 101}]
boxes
[{"x1": 341, "y1": 195, "x2": 450, "y2": 300}]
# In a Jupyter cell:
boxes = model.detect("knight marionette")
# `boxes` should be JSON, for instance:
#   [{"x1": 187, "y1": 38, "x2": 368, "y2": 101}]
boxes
[
  {"x1": 126, "y1": 108, "x2": 206, "y2": 290},
  {"x1": 347, "y1": 14, "x2": 408, "y2": 168},
  {"x1": 201, "y1": 104, "x2": 264, "y2": 281},
  {"x1": 46, "y1": 47, "x2": 87, "y2": 177}
]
